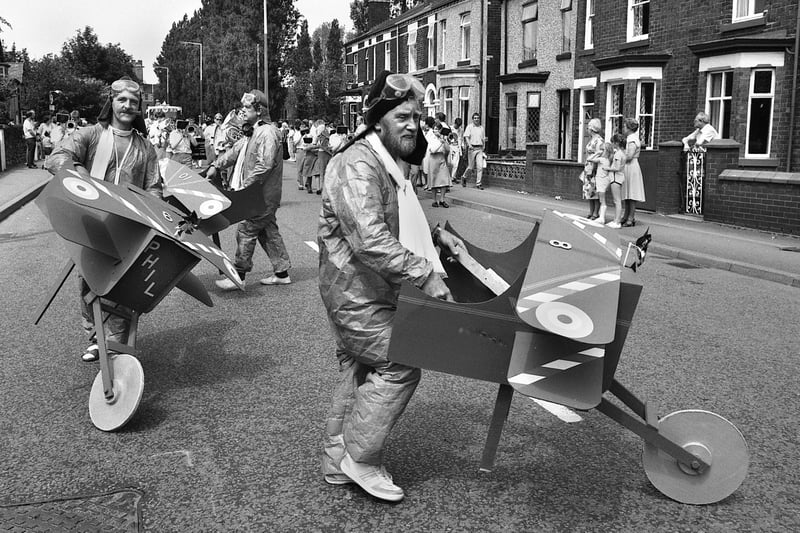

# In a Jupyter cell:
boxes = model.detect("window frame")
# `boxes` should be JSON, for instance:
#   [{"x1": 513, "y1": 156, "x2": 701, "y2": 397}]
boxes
[
  {"x1": 636, "y1": 80, "x2": 656, "y2": 149},
  {"x1": 506, "y1": 92, "x2": 518, "y2": 149},
  {"x1": 525, "y1": 91, "x2": 541, "y2": 143},
  {"x1": 407, "y1": 29, "x2": 418, "y2": 73},
  {"x1": 438, "y1": 20, "x2": 447, "y2": 65},
  {"x1": 444, "y1": 87, "x2": 454, "y2": 124},
  {"x1": 605, "y1": 83, "x2": 625, "y2": 138},
  {"x1": 706, "y1": 70, "x2": 733, "y2": 139},
  {"x1": 385, "y1": 41, "x2": 392, "y2": 71},
  {"x1": 627, "y1": 0, "x2": 650, "y2": 42},
  {"x1": 460, "y1": 13, "x2": 471, "y2": 61},
  {"x1": 459, "y1": 86, "x2": 471, "y2": 123},
  {"x1": 578, "y1": 88, "x2": 595, "y2": 162},
  {"x1": 522, "y1": 2, "x2": 539, "y2": 62},
  {"x1": 733, "y1": 0, "x2": 765, "y2": 22},
  {"x1": 745, "y1": 68, "x2": 775, "y2": 158},
  {"x1": 561, "y1": 2, "x2": 573, "y2": 54},
  {"x1": 584, "y1": 0, "x2": 595, "y2": 50},
  {"x1": 428, "y1": 27, "x2": 435, "y2": 68}
]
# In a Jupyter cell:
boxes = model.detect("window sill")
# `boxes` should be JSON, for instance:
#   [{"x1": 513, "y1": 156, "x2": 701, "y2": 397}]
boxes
[
  {"x1": 618, "y1": 39, "x2": 649, "y2": 51},
  {"x1": 555, "y1": 52, "x2": 572, "y2": 61},
  {"x1": 720, "y1": 16, "x2": 766, "y2": 33},
  {"x1": 518, "y1": 59, "x2": 538, "y2": 68},
  {"x1": 577, "y1": 49, "x2": 595, "y2": 57},
  {"x1": 457, "y1": 59, "x2": 471, "y2": 67}
]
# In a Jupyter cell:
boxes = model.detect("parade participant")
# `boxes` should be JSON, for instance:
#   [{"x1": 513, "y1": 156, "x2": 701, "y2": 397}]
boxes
[
  {"x1": 47, "y1": 77, "x2": 162, "y2": 362},
  {"x1": 319, "y1": 70, "x2": 463, "y2": 502},
  {"x1": 463, "y1": 112, "x2": 486, "y2": 189},
  {"x1": 168, "y1": 119, "x2": 197, "y2": 166},
  {"x1": 207, "y1": 89, "x2": 292, "y2": 289}
]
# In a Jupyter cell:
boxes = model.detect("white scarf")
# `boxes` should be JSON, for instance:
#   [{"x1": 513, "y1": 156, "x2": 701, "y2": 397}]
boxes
[
  {"x1": 89, "y1": 126, "x2": 133, "y2": 185},
  {"x1": 366, "y1": 132, "x2": 445, "y2": 274},
  {"x1": 229, "y1": 139, "x2": 248, "y2": 191}
]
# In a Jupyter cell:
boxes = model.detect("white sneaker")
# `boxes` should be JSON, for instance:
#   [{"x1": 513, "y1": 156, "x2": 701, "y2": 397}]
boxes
[
  {"x1": 340, "y1": 453, "x2": 404, "y2": 502},
  {"x1": 260, "y1": 274, "x2": 291, "y2": 285},
  {"x1": 606, "y1": 221, "x2": 622, "y2": 229},
  {"x1": 215, "y1": 278, "x2": 239, "y2": 291}
]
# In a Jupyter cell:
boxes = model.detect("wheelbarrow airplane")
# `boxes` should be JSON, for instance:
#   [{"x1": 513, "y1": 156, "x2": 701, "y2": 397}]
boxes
[
  {"x1": 389, "y1": 210, "x2": 748, "y2": 504},
  {"x1": 34, "y1": 160, "x2": 265, "y2": 432}
]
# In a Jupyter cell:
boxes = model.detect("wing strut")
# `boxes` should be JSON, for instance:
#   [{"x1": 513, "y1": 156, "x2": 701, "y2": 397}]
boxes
[{"x1": 34, "y1": 259, "x2": 75, "y2": 325}]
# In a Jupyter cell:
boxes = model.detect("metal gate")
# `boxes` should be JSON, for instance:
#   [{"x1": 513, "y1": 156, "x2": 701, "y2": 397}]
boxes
[{"x1": 685, "y1": 148, "x2": 706, "y2": 214}]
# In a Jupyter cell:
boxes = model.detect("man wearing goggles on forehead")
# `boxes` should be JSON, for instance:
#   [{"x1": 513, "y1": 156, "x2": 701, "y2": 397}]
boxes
[
  {"x1": 47, "y1": 76, "x2": 162, "y2": 363},
  {"x1": 318, "y1": 71, "x2": 463, "y2": 502},
  {"x1": 207, "y1": 89, "x2": 291, "y2": 289}
]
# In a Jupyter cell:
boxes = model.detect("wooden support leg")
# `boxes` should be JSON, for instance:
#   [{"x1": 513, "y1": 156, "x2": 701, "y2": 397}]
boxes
[{"x1": 479, "y1": 383, "x2": 514, "y2": 473}]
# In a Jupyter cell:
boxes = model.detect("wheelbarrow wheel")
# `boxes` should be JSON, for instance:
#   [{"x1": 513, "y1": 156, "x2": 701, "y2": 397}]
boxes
[
  {"x1": 642, "y1": 409, "x2": 748, "y2": 505},
  {"x1": 88, "y1": 353, "x2": 144, "y2": 431}
]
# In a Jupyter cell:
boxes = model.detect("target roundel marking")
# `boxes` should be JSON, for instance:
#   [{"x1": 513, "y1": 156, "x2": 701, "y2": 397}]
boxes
[
  {"x1": 535, "y1": 301, "x2": 594, "y2": 339},
  {"x1": 63, "y1": 177, "x2": 100, "y2": 200},
  {"x1": 199, "y1": 199, "x2": 225, "y2": 217}
]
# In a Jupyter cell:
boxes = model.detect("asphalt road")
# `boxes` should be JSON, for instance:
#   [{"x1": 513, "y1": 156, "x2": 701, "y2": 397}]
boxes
[{"x1": 1, "y1": 165, "x2": 798, "y2": 532}]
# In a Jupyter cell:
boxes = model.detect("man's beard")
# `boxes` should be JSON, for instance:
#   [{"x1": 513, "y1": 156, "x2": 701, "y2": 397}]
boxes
[{"x1": 381, "y1": 131, "x2": 416, "y2": 159}]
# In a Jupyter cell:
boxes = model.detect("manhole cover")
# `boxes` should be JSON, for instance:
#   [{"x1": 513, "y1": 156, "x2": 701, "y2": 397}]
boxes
[{"x1": 0, "y1": 489, "x2": 142, "y2": 532}]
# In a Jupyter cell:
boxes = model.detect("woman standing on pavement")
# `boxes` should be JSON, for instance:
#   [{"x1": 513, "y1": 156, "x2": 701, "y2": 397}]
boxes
[
  {"x1": 621, "y1": 118, "x2": 645, "y2": 227},
  {"x1": 581, "y1": 118, "x2": 604, "y2": 219}
]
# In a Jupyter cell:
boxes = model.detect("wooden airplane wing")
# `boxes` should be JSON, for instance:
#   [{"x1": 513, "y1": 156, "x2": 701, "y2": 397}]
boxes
[
  {"x1": 160, "y1": 159, "x2": 231, "y2": 219},
  {"x1": 515, "y1": 210, "x2": 622, "y2": 345}
]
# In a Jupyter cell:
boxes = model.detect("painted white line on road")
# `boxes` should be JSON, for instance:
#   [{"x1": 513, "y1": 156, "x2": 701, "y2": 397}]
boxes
[
  {"x1": 531, "y1": 398, "x2": 583, "y2": 423},
  {"x1": 305, "y1": 241, "x2": 319, "y2": 253}
]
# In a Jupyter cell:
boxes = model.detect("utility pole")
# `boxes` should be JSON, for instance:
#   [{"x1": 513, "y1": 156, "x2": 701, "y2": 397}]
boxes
[
  {"x1": 263, "y1": 0, "x2": 271, "y2": 120},
  {"x1": 154, "y1": 66, "x2": 169, "y2": 104}
]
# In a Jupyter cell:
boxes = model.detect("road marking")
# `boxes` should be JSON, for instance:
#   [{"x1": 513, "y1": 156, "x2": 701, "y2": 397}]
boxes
[
  {"x1": 531, "y1": 398, "x2": 583, "y2": 423},
  {"x1": 305, "y1": 241, "x2": 319, "y2": 253}
]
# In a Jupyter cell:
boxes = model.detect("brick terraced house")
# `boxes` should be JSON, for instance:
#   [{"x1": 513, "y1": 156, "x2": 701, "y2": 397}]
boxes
[
  {"x1": 341, "y1": 0, "x2": 502, "y2": 153},
  {"x1": 571, "y1": 0, "x2": 800, "y2": 234}
]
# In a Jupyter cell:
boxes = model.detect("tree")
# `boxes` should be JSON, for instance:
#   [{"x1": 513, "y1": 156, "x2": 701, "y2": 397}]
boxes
[
  {"x1": 61, "y1": 26, "x2": 137, "y2": 84},
  {"x1": 155, "y1": 0, "x2": 300, "y2": 120},
  {"x1": 326, "y1": 19, "x2": 343, "y2": 65},
  {"x1": 350, "y1": 0, "x2": 370, "y2": 35},
  {"x1": 312, "y1": 38, "x2": 323, "y2": 71}
]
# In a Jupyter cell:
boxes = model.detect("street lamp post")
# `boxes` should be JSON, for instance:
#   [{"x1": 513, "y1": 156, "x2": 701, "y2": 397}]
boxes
[
  {"x1": 180, "y1": 41, "x2": 203, "y2": 120},
  {"x1": 154, "y1": 66, "x2": 169, "y2": 104}
]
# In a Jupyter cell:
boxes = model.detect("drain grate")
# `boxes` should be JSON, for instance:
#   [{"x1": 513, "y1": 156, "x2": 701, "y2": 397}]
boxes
[
  {"x1": 0, "y1": 489, "x2": 142, "y2": 532},
  {"x1": 779, "y1": 246, "x2": 800, "y2": 253}
]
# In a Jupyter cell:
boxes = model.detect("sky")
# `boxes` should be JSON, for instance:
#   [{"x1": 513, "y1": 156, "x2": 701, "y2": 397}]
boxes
[{"x1": 1, "y1": 0, "x2": 351, "y2": 83}]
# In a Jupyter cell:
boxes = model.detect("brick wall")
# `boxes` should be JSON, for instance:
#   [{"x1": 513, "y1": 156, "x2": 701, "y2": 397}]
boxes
[
  {"x1": 708, "y1": 172, "x2": 800, "y2": 235},
  {"x1": 0, "y1": 126, "x2": 26, "y2": 170}
]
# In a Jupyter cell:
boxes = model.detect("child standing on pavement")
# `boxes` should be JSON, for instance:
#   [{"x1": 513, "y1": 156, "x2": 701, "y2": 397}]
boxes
[{"x1": 595, "y1": 135, "x2": 627, "y2": 228}]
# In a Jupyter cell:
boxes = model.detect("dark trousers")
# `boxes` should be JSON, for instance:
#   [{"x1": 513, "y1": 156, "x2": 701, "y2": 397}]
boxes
[{"x1": 25, "y1": 138, "x2": 36, "y2": 167}]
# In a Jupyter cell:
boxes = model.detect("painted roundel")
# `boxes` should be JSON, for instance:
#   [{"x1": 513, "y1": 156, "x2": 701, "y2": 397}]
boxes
[
  {"x1": 198, "y1": 199, "x2": 225, "y2": 217},
  {"x1": 62, "y1": 176, "x2": 100, "y2": 200},
  {"x1": 535, "y1": 301, "x2": 594, "y2": 339}
]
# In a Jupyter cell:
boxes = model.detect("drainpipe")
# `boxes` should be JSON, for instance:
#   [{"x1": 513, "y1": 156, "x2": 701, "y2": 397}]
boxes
[
  {"x1": 479, "y1": 0, "x2": 486, "y2": 124},
  {"x1": 788, "y1": 3, "x2": 800, "y2": 171},
  {"x1": 504, "y1": 0, "x2": 508, "y2": 75}
]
